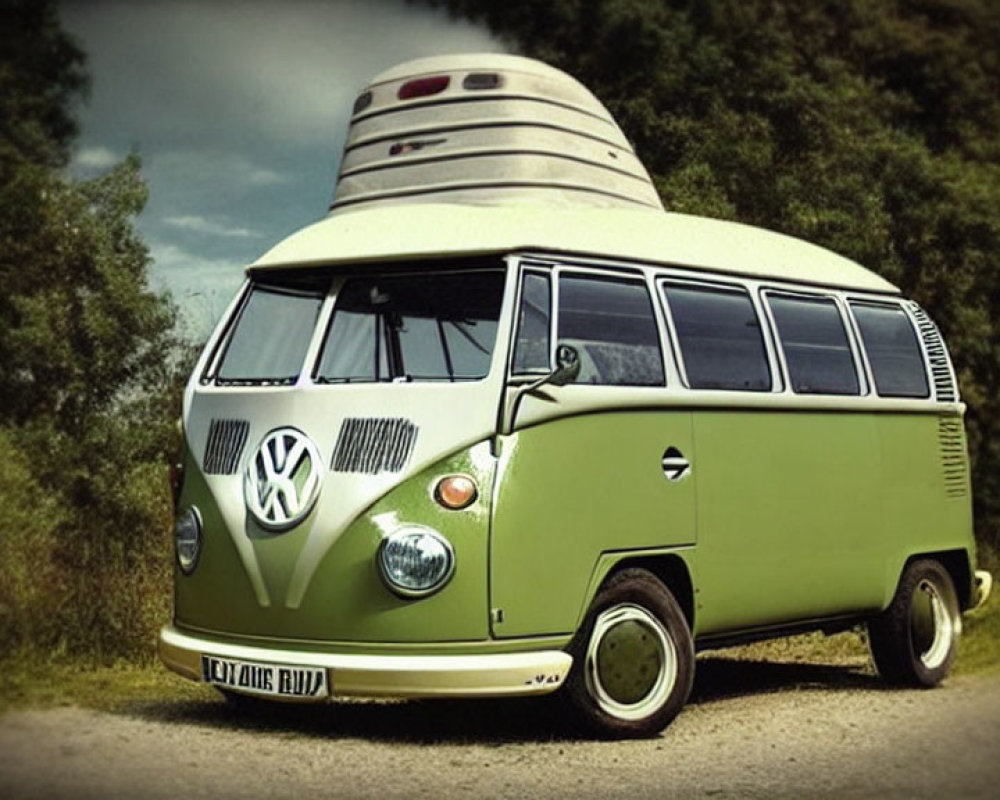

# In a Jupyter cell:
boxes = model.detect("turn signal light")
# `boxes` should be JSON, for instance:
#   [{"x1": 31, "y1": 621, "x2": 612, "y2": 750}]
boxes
[{"x1": 434, "y1": 475, "x2": 478, "y2": 510}]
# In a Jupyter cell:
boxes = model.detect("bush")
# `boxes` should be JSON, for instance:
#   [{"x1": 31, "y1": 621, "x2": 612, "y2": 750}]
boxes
[{"x1": 0, "y1": 429, "x2": 65, "y2": 652}]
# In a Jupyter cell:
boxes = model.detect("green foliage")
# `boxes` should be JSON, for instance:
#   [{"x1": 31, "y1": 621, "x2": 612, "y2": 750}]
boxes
[
  {"x1": 0, "y1": 429, "x2": 65, "y2": 651},
  {"x1": 0, "y1": 0, "x2": 87, "y2": 171},
  {"x1": 0, "y1": 0, "x2": 184, "y2": 662},
  {"x1": 430, "y1": 0, "x2": 1000, "y2": 548}
]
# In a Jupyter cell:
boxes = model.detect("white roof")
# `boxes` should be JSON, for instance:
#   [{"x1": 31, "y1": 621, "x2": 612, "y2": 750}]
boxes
[{"x1": 251, "y1": 203, "x2": 898, "y2": 294}]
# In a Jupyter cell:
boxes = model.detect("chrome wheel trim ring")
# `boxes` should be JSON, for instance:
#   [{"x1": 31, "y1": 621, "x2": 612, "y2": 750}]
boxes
[
  {"x1": 584, "y1": 603, "x2": 677, "y2": 721},
  {"x1": 911, "y1": 578, "x2": 954, "y2": 671}
]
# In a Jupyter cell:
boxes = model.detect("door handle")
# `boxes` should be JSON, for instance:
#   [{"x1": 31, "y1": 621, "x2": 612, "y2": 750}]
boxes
[{"x1": 661, "y1": 447, "x2": 691, "y2": 482}]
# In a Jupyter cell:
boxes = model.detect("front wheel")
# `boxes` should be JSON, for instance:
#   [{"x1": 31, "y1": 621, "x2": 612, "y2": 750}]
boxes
[
  {"x1": 562, "y1": 568, "x2": 694, "y2": 738},
  {"x1": 867, "y1": 559, "x2": 960, "y2": 687}
]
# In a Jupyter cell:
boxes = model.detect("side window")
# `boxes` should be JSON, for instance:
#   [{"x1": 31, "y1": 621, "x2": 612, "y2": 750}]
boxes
[
  {"x1": 557, "y1": 274, "x2": 664, "y2": 386},
  {"x1": 512, "y1": 271, "x2": 551, "y2": 373},
  {"x1": 851, "y1": 302, "x2": 929, "y2": 398},
  {"x1": 767, "y1": 293, "x2": 860, "y2": 395},
  {"x1": 662, "y1": 283, "x2": 771, "y2": 391}
]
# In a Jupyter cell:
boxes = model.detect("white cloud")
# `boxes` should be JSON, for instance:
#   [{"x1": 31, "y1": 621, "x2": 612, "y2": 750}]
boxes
[
  {"x1": 164, "y1": 215, "x2": 257, "y2": 239},
  {"x1": 147, "y1": 239, "x2": 247, "y2": 289},
  {"x1": 146, "y1": 150, "x2": 294, "y2": 192},
  {"x1": 146, "y1": 238, "x2": 247, "y2": 340},
  {"x1": 73, "y1": 145, "x2": 120, "y2": 170},
  {"x1": 62, "y1": 1, "x2": 504, "y2": 147}
]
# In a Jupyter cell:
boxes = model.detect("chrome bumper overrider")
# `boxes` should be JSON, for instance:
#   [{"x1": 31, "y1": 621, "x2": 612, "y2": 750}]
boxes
[
  {"x1": 158, "y1": 625, "x2": 572, "y2": 699},
  {"x1": 973, "y1": 570, "x2": 993, "y2": 611}
]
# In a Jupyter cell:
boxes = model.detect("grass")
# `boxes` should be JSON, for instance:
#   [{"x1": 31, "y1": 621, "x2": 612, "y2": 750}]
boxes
[
  {"x1": 0, "y1": 653, "x2": 215, "y2": 714},
  {"x1": 955, "y1": 571, "x2": 1000, "y2": 675}
]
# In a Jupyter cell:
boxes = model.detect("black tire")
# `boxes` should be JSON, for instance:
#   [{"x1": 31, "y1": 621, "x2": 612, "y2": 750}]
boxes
[
  {"x1": 867, "y1": 559, "x2": 960, "y2": 687},
  {"x1": 562, "y1": 568, "x2": 694, "y2": 739}
]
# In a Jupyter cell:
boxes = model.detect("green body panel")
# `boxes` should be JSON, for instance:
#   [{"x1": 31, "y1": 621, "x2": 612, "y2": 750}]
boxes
[
  {"x1": 875, "y1": 412, "x2": 975, "y2": 601},
  {"x1": 175, "y1": 445, "x2": 261, "y2": 624},
  {"x1": 175, "y1": 443, "x2": 496, "y2": 643},
  {"x1": 490, "y1": 411, "x2": 696, "y2": 637},
  {"x1": 692, "y1": 410, "x2": 887, "y2": 633},
  {"x1": 487, "y1": 406, "x2": 974, "y2": 642},
  {"x1": 175, "y1": 404, "x2": 974, "y2": 655}
]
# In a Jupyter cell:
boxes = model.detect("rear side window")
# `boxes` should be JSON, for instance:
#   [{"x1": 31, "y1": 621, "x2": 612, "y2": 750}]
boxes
[
  {"x1": 767, "y1": 293, "x2": 860, "y2": 395},
  {"x1": 662, "y1": 283, "x2": 771, "y2": 392},
  {"x1": 851, "y1": 303, "x2": 929, "y2": 398},
  {"x1": 557, "y1": 274, "x2": 664, "y2": 386},
  {"x1": 216, "y1": 283, "x2": 325, "y2": 384}
]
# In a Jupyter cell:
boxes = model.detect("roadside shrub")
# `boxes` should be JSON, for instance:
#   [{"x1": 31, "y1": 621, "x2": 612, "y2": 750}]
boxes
[{"x1": 0, "y1": 428, "x2": 65, "y2": 653}]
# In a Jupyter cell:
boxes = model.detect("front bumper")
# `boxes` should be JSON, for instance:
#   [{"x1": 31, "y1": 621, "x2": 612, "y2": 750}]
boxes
[{"x1": 159, "y1": 625, "x2": 572, "y2": 699}]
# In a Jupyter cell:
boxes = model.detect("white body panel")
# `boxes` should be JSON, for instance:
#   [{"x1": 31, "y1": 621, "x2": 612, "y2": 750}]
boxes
[{"x1": 182, "y1": 266, "x2": 516, "y2": 609}]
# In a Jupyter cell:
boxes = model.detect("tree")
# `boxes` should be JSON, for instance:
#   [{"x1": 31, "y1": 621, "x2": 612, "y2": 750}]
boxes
[
  {"x1": 0, "y1": 0, "x2": 87, "y2": 171},
  {"x1": 428, "y1": 0, "x2": 1000, "y2": 550},
  {"x1": 0, "y1": 0, "x2": 182, "y2": 659}
]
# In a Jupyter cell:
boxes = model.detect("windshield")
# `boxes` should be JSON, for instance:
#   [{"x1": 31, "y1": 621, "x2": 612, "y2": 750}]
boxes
[
  {"x1": 208, "y1": 267, "x2": 506, "y2": 386},
  {"x1": 216, "y1": 282, "x2": 325, "y2": 385},
  {"x1": 315, "y1": 270, "x2": 504, "y2": 382}
]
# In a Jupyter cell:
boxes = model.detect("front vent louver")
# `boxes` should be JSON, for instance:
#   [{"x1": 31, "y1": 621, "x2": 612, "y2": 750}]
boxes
[
  {"x1": 203, "y1": 418, "x2": 250, "y2": 475},
  {"x1": 907, "y1": 303, "x2": 958, "y2": 402},
  {"x1": 938, "y1": 417, "x2": 969, "y2": 498},
  {"x1": 331, "y1": 417, "x2": 418, "y2": 475}
]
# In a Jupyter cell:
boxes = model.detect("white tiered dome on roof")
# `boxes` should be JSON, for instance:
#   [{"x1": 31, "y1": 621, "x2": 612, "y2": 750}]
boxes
[{"x1": 332, "y1": 54, "x2": 663, "y2": 213}]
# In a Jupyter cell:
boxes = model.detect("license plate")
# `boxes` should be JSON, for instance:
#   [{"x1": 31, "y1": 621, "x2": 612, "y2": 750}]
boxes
[{"x1": 201, "y1": 655, "x2": 328, "y2": 699}]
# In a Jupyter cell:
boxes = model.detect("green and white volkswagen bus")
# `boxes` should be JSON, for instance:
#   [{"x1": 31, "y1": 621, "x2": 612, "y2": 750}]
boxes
[{"x1": 160, "y1": 54, "x2": 992, "y2": 738}]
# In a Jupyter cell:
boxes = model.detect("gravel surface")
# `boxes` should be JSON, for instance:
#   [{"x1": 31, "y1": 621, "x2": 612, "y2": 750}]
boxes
[{"x1": 2, "y1": 658, "x2": 998, "y2": 799}]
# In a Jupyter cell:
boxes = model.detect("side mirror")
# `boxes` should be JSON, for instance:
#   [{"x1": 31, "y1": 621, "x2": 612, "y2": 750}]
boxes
[
  {"x1": 503, "y1": 344, "x2": 581, "y2": 434},
  {"x1": 549, "y1": 344, "x2": 580, "y2": 387}
]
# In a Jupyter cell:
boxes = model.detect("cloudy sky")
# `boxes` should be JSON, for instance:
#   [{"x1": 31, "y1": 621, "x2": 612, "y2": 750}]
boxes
[{"x1": 59, "y1": 1, "x2": 504, "y2": 338}]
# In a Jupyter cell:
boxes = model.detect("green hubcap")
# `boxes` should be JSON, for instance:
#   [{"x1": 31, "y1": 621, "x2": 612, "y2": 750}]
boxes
[
  {"x1": 584, "y1": 603, "x2": 678, "y2": 721},
  {"x1": 596, "y1": 619, "x2": 662, "y2": 704}
]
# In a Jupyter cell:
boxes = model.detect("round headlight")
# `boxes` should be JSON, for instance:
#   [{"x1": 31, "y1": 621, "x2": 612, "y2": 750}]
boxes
[
  {"x1": 174, "y1": 506, "x2": 203, "y2": 575},
  {"x1": 377, "y1": 527, "x2": 455, "y2": 598}
]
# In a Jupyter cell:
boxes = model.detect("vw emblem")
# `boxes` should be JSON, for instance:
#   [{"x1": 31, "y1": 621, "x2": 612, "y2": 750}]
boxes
[{"x1": 244, "y1": 428, "x2": 324, "y2": 530}]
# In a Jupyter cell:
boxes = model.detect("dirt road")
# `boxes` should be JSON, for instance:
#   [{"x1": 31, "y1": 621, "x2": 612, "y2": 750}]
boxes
[{"x1": 2, "y1": 657, "x2": 998, "y2": 799}]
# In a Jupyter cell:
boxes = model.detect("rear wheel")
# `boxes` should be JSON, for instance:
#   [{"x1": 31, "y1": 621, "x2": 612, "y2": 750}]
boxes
[
  {"x1": 563, "y1": 568, "x2": 694, "y2": 738},
  {"x1": 868, "y1": 559, "x2": 960, "y2": 687}
]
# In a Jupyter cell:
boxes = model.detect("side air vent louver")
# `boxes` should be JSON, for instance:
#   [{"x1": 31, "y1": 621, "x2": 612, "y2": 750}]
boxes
[
  {"x1": 907, "y1": 303, "x2": 958, "y2": 402},
  {"x1": 938, "y1": 417, "x2": 969, "y2": 498},
  {"x1": 203, "y1": 418, "x2": 250, "y2": 475},
  {"x1": 331, "y1": 417, "x2": 418, "y2": 475}
]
